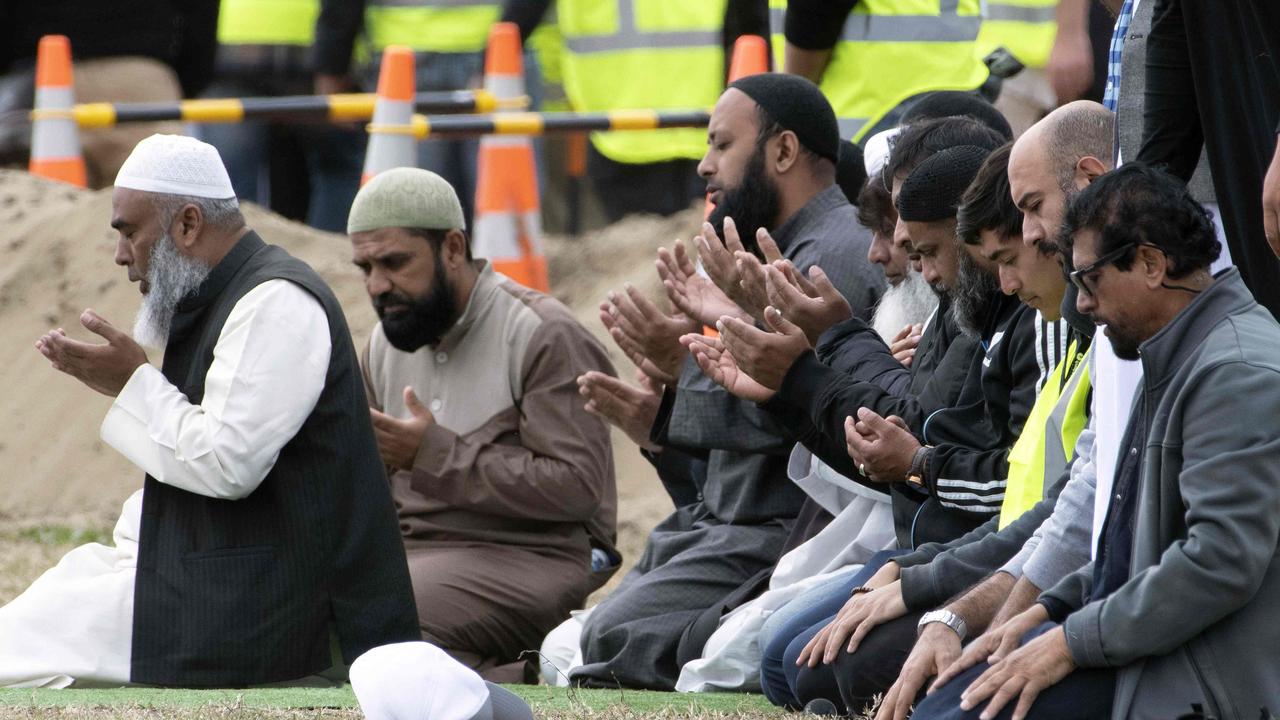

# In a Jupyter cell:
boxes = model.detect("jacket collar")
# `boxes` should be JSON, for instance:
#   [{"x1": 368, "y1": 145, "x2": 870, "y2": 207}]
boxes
[
  {"x1": 770, "y1": 185, "x2": 847, "y2": 255},
  {"x1": 434, "y1": 260, "x2": 497, "y2": 353},
  {"x1": 1138, "y1": 267, "x2": 1255, "y2": 387}
]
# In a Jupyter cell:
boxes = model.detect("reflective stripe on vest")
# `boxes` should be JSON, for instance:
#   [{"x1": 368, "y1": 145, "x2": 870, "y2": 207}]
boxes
[
  {"x1": 977, "y1": 0, "x2": 1057, "y2": 69},
  {"x1": 768, "y1": 0, "x2": 988, "y2": 142},
  {"x1": 560, "y1": 0, "x2": 725, "y2": 163},
  {"x1": 365, "y1": 0, "x2": 501, "y2": 54},
  {"x1": 998, "y1": 341, "x2": 1092, "y2": 528},
  {"x1": 218, "y1": 0, "x2": 319, "y2": 46}
]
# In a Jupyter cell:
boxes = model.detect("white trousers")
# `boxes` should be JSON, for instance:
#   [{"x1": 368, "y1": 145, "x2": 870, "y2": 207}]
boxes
[{"x1": 0, "y1": 490, "x2": 141, "y2": 688}]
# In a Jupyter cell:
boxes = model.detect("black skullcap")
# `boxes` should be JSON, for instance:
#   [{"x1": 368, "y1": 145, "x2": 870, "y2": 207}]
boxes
[
  {"x1": 898, "y1": 145, "x2": 993, "y2": 222},
  {"x1": 902, "y1": 91, "x2": 1013, "y2": 141},
  {"x1": 836, "y1": 140, "x2": 867, "y2": 204},
  {"x1": 729, "y1": 73, "x2": 840, "y2": 163}
]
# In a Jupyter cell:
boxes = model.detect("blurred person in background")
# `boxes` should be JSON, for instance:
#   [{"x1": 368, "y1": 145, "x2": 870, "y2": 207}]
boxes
[
  {"x1": 0, "y1": 0, "x2": 218, "y2": 187},
  {"x1": 197, "y1": 0, "x2": 366, "y2": 233}
]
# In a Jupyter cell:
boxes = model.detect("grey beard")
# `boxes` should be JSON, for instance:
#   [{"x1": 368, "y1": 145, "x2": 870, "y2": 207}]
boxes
[
  {"x1": 872, "y1": 270, "x2": 939, "y2": 343},
  {"x1": 133, "y1": 233, "x2": 211, "y2": 349}
]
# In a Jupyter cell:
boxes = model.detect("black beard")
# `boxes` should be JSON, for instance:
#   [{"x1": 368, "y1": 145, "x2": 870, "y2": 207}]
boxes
[
  {"x1": 707, "y1": 143, "x2": 781, "y2": 252},
  {"x1": 1106, "y1": 324, "x2": 1143, "y2": 360},
  {"x1": 951, "y1": 248, "x2": 1002, "y2": 338},
  {"x1": 374, "y1": 260, "x2": 459, "y2": 352}
]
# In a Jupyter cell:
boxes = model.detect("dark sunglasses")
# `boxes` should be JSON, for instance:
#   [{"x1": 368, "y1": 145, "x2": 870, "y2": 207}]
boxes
[{"x1": 1068, "y1": 242, "x2": 1157, "y2": 297}]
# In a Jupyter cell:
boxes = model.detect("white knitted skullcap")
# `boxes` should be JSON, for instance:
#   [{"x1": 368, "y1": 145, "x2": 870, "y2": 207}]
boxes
[
  {"x1": 348, "y1": 167, "x2": 466, "y2": 234},
  {"x1": 350, "y1": 642, "x2": 490, "y2": 720},
  {"x1": 114, "y1": 134, "x2": 236, "y2": 199},
  {"x1": 862, "y1": 127, "x2": 904, "y2": 178}
]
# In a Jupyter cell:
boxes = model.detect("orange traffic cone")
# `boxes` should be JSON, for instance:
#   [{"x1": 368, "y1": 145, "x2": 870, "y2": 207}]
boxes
[
  {"x1": 472, "y1": 23, "x2": 548, "y2": 292},
  {"x1": 29, "y1": 36, "x2": 86, "y2": 187},
  {"x1": 361, "y1": 46, "x2": 416, "y2": 185}
]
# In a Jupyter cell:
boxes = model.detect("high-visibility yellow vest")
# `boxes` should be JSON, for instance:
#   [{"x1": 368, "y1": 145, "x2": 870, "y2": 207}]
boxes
[
  {"x1": 976, "y1": 0, "x2": 1058, "y2": 70},
  {"x1": 364, "y1": 0, "x2": 502, "y2": 54},
  {"x1": 769, "y1": 0, "x2": 989, "y2": 143},
  {"x1": 218, "y1": 0, "x2": 319, "y2": 46},
  {"x1": 529, "y1": 20, "x2": 571, "y2": 111},
  {"x1": 559, "y1": 0, "x2": 726, "y2": 164},
  {"x1": 998, "y1": 339, "x2": 1091, "y2": 528}
]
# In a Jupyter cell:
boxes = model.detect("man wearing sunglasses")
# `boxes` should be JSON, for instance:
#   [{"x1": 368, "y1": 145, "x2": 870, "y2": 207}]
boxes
[{"x1": 911, "y1": 163, "x2": 1280, "y2": 720}]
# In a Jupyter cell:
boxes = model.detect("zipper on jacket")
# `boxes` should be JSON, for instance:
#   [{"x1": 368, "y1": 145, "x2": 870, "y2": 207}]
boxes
[{"x1": 1184, "y1": 646, "x2": 1224, "y2": 719}]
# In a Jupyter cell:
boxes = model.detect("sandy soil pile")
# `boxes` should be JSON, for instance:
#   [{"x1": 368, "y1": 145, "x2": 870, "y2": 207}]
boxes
[{"x1": 0, "y1": 169, "x2": 703, "y2": 578}]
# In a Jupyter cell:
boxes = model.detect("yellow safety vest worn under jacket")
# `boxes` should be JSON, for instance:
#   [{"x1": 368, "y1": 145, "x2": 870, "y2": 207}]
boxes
[
  {"x1": 769, "y1": 0, "x2": 989, "y2": 142},
  {"x1": 977, "y1": 0, "x2": 1057, "y2": 70},
  {"x1": 365, "y1": 0, "x2": 502, "y2": 54},
  {"x1": 559, "y1": 0, "x2": 726, "y2": 164},
  {"x1": 998, "y1": 338, "x2": 1091, "y2": 528}
]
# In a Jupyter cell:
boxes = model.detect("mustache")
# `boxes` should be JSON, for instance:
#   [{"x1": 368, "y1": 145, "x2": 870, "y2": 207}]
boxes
[{"x1": 373, "y1": 292, "x2": 415, "y2": 313}]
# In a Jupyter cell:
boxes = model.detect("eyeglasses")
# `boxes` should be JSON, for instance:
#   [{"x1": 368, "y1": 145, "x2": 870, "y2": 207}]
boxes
[{"x1": 1068, "y1": 242, "x2": 1153, "y2": 297}]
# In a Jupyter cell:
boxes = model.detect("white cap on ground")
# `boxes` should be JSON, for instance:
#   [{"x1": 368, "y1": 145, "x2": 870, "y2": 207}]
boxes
[
  {"x1": 862, "y1": 127, "x2": 904, "y2": 178},
  {"x1": 350, "y1": 642, "x2": 491, "y2": 720},
  {"x1": 114, "y1": 134, "x2": 236, "y2": 199}
]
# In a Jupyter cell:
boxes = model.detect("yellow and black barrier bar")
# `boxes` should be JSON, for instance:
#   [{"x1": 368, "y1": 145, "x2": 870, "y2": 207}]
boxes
[
  {"x1": 369, "y1": 109, "x2": 712, "y2": 139},
  {"x1": 33, "y1": 90, "x2": 526, "y2": 128}
]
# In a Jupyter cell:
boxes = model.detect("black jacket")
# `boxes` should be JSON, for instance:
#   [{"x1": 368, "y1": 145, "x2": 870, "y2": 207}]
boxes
[
  {"x1": 130, "y1": 234, "x2": 419, "y2": 686},
  {"x1": 764, "y1": 293, "x2": 1047, "y2": 548}
]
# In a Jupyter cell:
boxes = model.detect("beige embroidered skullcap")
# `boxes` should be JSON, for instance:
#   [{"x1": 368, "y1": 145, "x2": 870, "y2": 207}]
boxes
[{"x1": 347, "y1": 167, "x2": 466, "y2": 234}]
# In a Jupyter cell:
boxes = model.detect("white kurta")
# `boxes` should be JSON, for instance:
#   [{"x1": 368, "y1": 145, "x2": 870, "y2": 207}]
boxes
[{"x1": 0, "y1": 280, "x2": 330, "y2": 688}]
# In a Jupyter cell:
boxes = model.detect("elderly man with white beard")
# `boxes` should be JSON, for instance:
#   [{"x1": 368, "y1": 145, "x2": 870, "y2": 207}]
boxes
[{"x1": 2, "y1": 134, "x2": 418, "y2": 688}]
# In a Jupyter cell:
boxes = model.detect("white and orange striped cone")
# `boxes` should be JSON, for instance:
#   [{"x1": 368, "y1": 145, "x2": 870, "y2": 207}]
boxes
[
  {"x1": 29, "y1": 35, "x2": 87, "y2": 187},
  {"x1": 472, "y1": 22, "x2": 548, "y2": 293},
  {"x1": 361, "y1": 46, "x2": 417, "y2": 185}
]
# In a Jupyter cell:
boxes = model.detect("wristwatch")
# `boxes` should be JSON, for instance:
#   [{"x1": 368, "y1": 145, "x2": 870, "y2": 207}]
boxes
[
  {"x1": 906, "y1": 445, "x2": 932, "y2": 487},
  {"x1": 917, "y1": 608, "x2": 967, "y2": 641}
]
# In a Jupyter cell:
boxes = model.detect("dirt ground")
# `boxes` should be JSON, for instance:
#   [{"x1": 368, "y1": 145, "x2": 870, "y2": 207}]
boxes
[{"x1": 0, "y1": 169, "x2": 704, "y2": 603}]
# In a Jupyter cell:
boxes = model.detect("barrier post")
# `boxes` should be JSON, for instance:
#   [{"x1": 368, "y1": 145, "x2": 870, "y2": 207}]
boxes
[
  {"x1": 472, "y1": 23, "x2": 549, "y2": 292},
  {"x1": 29, "y1": 35, "x2": 87, "y2": 187},
  {"x1": 361, "y1": 46, "x2": 417, "y2": 185}
]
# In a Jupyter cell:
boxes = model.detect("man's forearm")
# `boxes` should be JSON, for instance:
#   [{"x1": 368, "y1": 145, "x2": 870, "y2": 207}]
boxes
[
  {"x1": 989, "y1": 575, "x2": 1043, "y2": 628},
  {"x1": 946, "y1": 571, "x2": 1016, "y2": 637}
]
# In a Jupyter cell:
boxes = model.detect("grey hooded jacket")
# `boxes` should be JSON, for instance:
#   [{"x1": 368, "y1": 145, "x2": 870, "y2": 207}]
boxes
[{"x1": 1045, "y1": 269, "x2": 1280, "y2": 719}]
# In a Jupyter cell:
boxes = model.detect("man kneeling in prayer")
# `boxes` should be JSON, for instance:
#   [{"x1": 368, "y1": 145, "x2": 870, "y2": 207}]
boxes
[{"x1": 1, "y1": 134, "x2": 419, "y2": 688}]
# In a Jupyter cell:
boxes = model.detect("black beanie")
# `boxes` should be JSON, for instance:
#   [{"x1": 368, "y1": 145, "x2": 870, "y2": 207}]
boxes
[
  {"x1": 836, "y1": 140, "x2": 867, "y2": 204},
  {"x1": 898, "y1": 145, "x2": 992, "y2": 222},
  {"x1": 729, "y1": 73, "x2": 840, "y2": 163},
  {"x1": 902, "y1": 91, "x2": 1013, "y2": 141}
]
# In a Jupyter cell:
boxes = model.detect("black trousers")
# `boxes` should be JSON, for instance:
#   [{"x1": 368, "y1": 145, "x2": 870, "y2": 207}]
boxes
[
  {"x1": 791, "y1": 608, "x2": 924, "y2": 714},
  {"x1": 586, "y1": 145, "x2": 704, "y2": 222}
]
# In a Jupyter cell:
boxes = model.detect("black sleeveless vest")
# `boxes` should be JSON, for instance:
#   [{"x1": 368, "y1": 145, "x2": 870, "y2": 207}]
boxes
[{"x1": 129, "y1": 233, "x2": 419, "y2": 687}]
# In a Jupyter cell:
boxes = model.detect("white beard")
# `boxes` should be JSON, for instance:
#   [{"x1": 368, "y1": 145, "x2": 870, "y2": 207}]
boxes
[
  {"x1": 132, "y1": 233, "x2": 211, "y2": 349},
  {"x1": 871, "y1": 270, "x2": 939, "y2": 343}
]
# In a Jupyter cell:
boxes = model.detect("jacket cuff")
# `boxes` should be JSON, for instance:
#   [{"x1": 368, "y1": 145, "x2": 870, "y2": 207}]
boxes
[
  {"x1": 650, "y1": 387, "x2": 679, "y2": 447},
  {"x1": 776, "y1": 350, "x2": 832, "y2": 413},
  {"x1": 1062, "y1": 602, "x2": 1107, "y2": 668},
  {"x1": 413, "y1": 422, "x2": 458, "y2": 474},
  {"x1": 899, "y1": 563, "x2": 943, "y2": 612}
]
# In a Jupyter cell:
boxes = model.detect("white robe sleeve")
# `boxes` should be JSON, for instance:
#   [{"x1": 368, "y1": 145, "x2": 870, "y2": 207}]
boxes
[{"x1": 100, "y1": 279, "x2": 332, "y2": 500}]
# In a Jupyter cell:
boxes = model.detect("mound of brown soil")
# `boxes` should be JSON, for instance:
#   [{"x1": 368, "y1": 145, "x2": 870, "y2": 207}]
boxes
[{"x1": 0, "y1": 169, "x2": 702, "y2": 580}]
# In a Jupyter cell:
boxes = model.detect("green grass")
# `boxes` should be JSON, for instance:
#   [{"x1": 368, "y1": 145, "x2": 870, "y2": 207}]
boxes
[{"x1": 0, "y1": 686, "x2": 785, "y2": 719}]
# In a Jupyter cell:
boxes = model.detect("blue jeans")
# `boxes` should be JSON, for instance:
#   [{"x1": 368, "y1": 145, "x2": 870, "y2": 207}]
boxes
[
  {"x1": 759, "y1": 550, "x2": 904, "y2": 708},
  {"x1": 910, "y1": 622, "x2": 1115, "y2": 720}
]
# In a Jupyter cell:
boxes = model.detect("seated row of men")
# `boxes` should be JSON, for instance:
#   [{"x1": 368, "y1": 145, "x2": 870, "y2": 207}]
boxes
[
  {"x1": 544, "y1": 75, "x2": 1280, "y2": 720},
  {"x1": 2, "y1": 69, "x2": 1278, "y2": 720}
]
